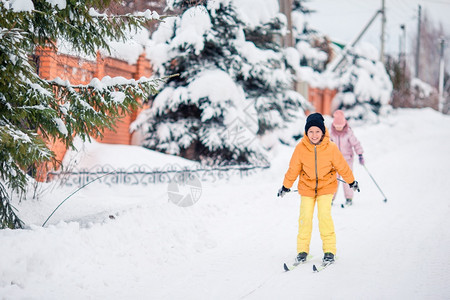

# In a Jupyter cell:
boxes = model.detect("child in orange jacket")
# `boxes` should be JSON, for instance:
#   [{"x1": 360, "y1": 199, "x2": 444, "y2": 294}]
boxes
[{"x1": 277, "y1": 113, "x2": 359, "y2": 264}]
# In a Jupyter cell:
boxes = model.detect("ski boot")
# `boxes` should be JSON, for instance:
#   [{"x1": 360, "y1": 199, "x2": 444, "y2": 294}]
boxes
[
  {"x1": 345, "y1": 198, "x2": 353, "y2": 206},
  {"x1": 296, "y1": 252, "x2": 308, "y2": 263},
  {"x1": 313, "y1": 253, "x2": 335, "y2": 272},
  {"x1": 323, "y1": 252, "x2": 335, "y2": 263}
]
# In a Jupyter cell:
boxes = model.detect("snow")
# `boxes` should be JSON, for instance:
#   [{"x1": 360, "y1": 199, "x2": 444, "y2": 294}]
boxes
[
  {"x1": 62, "y1": 137, "x2": 196, "y2": 170},
  {"x1": 45, "y1": 0, "x2": 66, "y2": 10},
  {"x1": 56, "y1": 39, "x2": 97, "y2": 62},
  {"x1": 88, "y1": 7, "x2": 105, "y2": 18},
  {"x1": 234, "y1": 0, "x2": 279, "y2": 28},
  {"x1": 106, "y1": 28, "x2": 150, "y2": 65},
  {"x1": 58, "y1": 21, "x2": 152, "y2": 65},
  {"x1": 53, "y1": 76, "x2": 145, "y2": 91},
  {"x1": 1, "y1": 108, "x2": 450, "y2": 299},
  {"x1": 296, "y1": 40, "x2": 328, "y2": 63},
  {"x1": 411, "y1": 78, "x2": 435, "y2": 98},
  {"x1": 133, "y1": 9, "x2": 160, "y2": 20},
  {"x1": 53, "y1": 118, "x2": 68, "y2": 136},
  {"x1": 8, "y1": 0, "x2": 33, "y2": 12},
  {"x1": 236, "y1": 38, "x2": 279, "y2": 65},
  {"x1": 146, "y1": 6, "x2": 212, "y2": 64},
  {"x1": 173, "y1": 6, "x2": 211, "y2": 56},
  {"x1": 110, "y1": 91, "x2": 126, "y2": 104},
  {"x1": 189, "y1": 69, "x2": 243, "y2": 106}
]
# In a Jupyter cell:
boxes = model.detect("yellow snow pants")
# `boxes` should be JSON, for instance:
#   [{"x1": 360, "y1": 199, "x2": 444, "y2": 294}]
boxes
[{"x1": 297, "y1": 194, "x2": 336, "y2": 255}]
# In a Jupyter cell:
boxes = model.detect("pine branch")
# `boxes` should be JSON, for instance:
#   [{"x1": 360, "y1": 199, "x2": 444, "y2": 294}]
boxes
[{"x1": 0, "y1": 183, "x2": 24, "y2": 229}]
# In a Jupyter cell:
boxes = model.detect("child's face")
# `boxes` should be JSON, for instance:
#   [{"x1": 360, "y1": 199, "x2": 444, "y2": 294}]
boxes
[
  {"x1": 334, "y1": 125, "x2": 344, "y2": 131},
  {"x1": 307, "y1": 126, "x2": 323, "y2": 145}
]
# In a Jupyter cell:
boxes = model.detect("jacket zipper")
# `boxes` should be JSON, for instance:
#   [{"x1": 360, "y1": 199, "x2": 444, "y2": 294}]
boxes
[{"x1": 314, "y1": 145, "x2": 318, "y2": 197}]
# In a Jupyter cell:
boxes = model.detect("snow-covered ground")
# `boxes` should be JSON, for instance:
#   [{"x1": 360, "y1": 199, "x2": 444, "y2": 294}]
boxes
[{"x1": 1, "y1": 108, "x2": 450, "y2": 299}]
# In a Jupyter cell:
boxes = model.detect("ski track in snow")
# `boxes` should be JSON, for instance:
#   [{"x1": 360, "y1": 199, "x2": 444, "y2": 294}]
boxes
[{"x1": 1, "y1": 109, "x2": 450, "y2": 299}]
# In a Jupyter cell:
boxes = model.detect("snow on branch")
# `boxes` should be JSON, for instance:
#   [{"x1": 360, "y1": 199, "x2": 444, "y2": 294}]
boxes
[
  {"x1": 88, "y1": 8, "x2": 162, "y2": 21},
  {"x1": 48, "y1": 74, "x2": 176, "y2": 92}
]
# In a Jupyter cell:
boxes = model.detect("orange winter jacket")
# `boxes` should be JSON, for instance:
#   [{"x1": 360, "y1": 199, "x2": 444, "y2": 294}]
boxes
[{"x1": 283, "y1": 129, "x2": 355, "y2": 197}]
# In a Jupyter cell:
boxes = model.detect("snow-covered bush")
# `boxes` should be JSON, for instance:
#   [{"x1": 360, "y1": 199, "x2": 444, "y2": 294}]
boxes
[
  {"x1": 331, "y1": 43, "x2": 393, "y2": 122},
  {"x1": 410, "y1": 78, "x2": 439, "y2": 110}
]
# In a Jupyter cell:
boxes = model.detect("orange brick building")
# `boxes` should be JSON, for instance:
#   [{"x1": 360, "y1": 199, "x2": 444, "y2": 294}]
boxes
[{"x1": 307, "y1": 87, "x2": 337, "y2": 116}]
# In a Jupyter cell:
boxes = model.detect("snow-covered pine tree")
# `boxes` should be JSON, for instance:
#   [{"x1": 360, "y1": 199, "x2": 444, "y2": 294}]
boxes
[
  {"x1": 332, "y1": 43, "x2": 393, "y2": 122},
  {"x1": 134, "y1": 1, "x2": 258, "y2": 164},
  {"x1": 235, "y1": 0, "x2": 311, "y2": 137},
  {"x1": 292, "y1": 0, "x2": 315, "y2": 14},
  {"x1": 133, "y1": 0, "x2": 310, "y2": 162},
  {"x1": 291, "y1": 0, "x2": 330, "y2": 72},
  {"x1": 0, "y1": 0, "x2": 161, "y2": 229}
]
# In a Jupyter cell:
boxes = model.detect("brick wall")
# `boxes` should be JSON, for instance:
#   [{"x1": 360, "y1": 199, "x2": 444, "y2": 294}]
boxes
[
  {"x1": 295, "y1": 81, "x2": 337, "y2": 116},
  {"x1": 95, "y1": 53, "x2": 151, "y2": 145},
  {"x1": 35, "y1": 46, "x2": 151, "y2": 181},
  {"x1": 307, "y1": 87, "x2": 337, "y2": 116}
]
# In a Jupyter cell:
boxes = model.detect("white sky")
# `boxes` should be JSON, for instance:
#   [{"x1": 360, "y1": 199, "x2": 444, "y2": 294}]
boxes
[{"x1": 306, "y1": 0, "x2": 450, "y2": 56}]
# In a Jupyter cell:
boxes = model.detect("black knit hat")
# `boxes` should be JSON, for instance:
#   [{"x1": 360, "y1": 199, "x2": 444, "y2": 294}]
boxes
[{"x1": 305, "y1": 113, "x2": 325, "y2": 134}]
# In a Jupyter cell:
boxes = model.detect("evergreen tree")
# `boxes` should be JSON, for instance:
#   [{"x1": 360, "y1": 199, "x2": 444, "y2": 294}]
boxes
[
  {"x1": 133, "y1": 0, "x2": 309, "y2": 162},
  {"x1": 237, "y1": 3, "x2": 310, "y2": 137},
  {"x1": 0, "y1": 0, "x2": 160, "y2": 228},
  {"x1": 292, "y1": 0, "x2": 315, "y2": 14},
  {"x1": 332, "y1": 43, "x2": 393, "y2": 122},
  {"x1": 291, "y1": 0, "x2": 330, "y2": 72}
]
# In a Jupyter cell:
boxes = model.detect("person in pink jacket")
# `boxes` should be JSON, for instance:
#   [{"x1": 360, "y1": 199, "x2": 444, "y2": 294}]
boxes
[{"x1": 330, "y1": 110, "x2": 364, "y2": 206}]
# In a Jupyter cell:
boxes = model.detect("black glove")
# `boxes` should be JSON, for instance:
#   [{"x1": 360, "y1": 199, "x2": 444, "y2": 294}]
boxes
[
  {"x1": 349, "y1": 181, "x2": 360, "y2": 192},
  {"x1": 277, "y1": 186, "x2": 291, "y2": 197}
]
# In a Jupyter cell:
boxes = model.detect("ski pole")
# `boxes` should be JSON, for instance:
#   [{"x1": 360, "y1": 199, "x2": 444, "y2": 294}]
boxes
[{"x1": 363, "y1": 165, "x2": 387, "y2": 202}]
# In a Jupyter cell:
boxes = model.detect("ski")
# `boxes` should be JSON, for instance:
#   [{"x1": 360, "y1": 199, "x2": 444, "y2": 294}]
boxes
[
  {"x1": 312, "y1": 261, "x2": 334, "y2": 272},
  {"x1": 283, "y1": 255, "x2": 312, "y2": 271},
  {"x1": 283, "y1": 261, "x2": 303, "y2": 272}
]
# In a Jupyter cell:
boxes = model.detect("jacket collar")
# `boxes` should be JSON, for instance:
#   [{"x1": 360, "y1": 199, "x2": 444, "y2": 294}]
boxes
[{"x1": 302, "y1": 127, "x2": 330, "y2": 151}]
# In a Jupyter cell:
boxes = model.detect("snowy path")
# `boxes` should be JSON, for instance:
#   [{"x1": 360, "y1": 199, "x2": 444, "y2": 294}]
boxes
[{"x1": 1, "y1": 109, "x2": 450, "y2": 299}]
